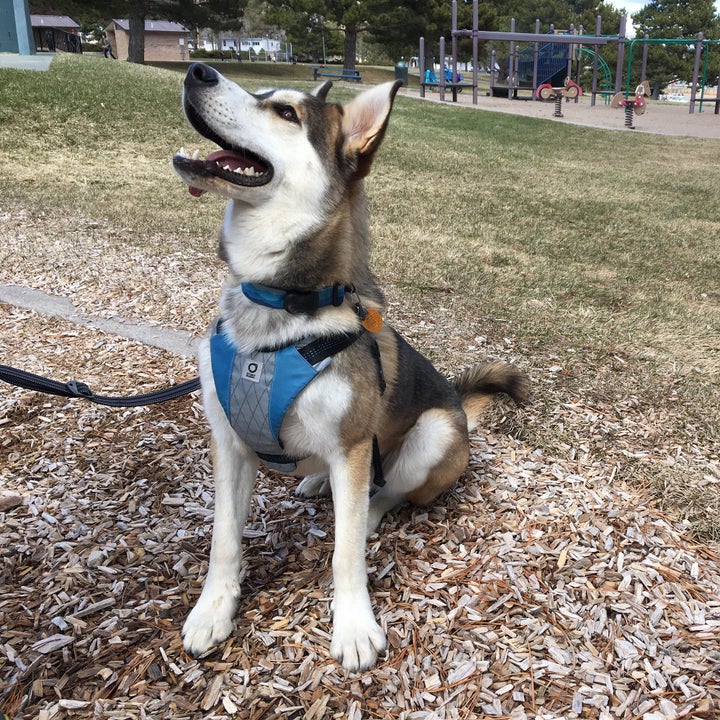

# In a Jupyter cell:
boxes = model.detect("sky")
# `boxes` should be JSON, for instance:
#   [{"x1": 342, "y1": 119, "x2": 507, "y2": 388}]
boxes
[
  {"x1": 613, "y1": 0, "x2": 644, "y2": 14},
  {"x1": 612, "y1": 0, "x2": 720, "y2": 16}
]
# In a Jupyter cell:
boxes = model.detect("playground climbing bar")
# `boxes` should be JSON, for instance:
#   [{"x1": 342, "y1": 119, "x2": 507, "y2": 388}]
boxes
[{"x1": 625, "y1": 35, "x2": 720, "y2": 113}]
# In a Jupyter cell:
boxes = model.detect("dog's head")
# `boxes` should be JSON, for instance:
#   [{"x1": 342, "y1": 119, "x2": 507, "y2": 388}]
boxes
[{"x1": 173, "y1": 64, "x2": 402, "y2": 204}]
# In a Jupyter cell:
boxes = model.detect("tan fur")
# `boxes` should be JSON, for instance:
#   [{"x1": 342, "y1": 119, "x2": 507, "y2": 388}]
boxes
[
  {"x1": 344, "y1": 439, "x2": 374, "y2": 492},
  {"x1": 405, "y1": 416, "x2": 470, "y2": 505},
  {"x1": 460, "y1": 394, "x2": 495, "y2": 433},
  {"x1": 336, "y1": 349, "x2": 384, "y2": 450}
]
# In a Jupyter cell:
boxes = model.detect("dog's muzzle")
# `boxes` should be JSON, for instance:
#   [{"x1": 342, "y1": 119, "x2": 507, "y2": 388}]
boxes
[{"x1": 173, "y1": 64, "x2": 274, "y2": 195}]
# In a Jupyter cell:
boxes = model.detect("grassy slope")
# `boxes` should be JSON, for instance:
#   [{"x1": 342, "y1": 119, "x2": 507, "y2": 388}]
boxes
[{"x1": 1, "y1": 55, "x2": 718, "y2": 535}]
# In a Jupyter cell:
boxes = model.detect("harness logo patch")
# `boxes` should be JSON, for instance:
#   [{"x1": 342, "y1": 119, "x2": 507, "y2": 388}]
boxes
[{"x1": 241, "y1": 359, "x2": 263, "y2": 383}]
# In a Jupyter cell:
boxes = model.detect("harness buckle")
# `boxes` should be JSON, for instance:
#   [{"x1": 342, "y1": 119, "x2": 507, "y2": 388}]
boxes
[
  {"x1": 284, "y1": 291, "x2": 320, "y2": 315},
  {"x1": 332, "y1": 282, "x2": 345, "y2": 306}
]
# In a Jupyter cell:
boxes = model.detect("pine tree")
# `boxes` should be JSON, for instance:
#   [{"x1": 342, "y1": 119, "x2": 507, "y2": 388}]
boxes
[{"x1": 633, "y1": 0, "x2": 719, "y2": 91}]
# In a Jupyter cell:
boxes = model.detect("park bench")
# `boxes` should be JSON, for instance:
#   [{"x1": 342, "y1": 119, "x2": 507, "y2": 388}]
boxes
[
  {"x1": 312, "y1": 67, "x2": 362, "y2": 82},
  {"x1": 420, "y1": 81, "x2": 474, "y2": 102}
]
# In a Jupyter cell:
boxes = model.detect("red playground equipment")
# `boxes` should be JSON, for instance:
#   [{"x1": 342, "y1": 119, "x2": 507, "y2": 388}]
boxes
[
  {"x1": 535, "y1": 78, "x2": 583, "y2": 117},
  {"x1": 611, "y1": 81, "x2": 650, "y2": 129}
]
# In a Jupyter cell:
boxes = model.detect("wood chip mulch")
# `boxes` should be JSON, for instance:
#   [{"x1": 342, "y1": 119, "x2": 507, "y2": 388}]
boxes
[{"x1": 1, "y1": 208, "x2": 719, "y2": 719}]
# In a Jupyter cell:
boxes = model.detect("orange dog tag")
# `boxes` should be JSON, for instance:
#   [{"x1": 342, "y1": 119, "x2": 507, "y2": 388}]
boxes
[{"x1": 362, "y1": 308, "x2": 383, "y2": 333}]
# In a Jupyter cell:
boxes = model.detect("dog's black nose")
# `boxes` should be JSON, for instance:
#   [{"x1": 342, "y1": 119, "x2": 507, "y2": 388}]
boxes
[{"x1": 186, "y1": 63, "x2": 219, "y2": 88}]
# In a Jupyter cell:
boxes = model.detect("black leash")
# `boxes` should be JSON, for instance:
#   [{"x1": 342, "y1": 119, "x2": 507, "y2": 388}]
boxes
[{"x1": 0, "y1": 364, "x2": 200, "y2": 408}]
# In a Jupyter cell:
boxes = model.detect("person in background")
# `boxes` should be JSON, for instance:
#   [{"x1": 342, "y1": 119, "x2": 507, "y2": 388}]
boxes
[{"x1": 101, "y1": 32, "x2": 116, "y2": 59}]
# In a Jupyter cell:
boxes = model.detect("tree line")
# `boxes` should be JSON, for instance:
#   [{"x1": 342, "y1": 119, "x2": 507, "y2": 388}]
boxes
[{"x1": 36, "y1": 0, "x2": 720, "y2": 92}]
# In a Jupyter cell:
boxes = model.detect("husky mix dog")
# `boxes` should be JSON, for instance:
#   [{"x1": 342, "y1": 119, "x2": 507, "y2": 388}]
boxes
[{"x1": 173, "y1": 63, "x2": 528, "y2": 672}]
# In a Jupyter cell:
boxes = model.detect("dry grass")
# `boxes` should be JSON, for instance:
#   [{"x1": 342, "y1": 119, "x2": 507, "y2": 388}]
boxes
[{"x1": 0, "y1": 55, "x2": 719, "y2": 719}]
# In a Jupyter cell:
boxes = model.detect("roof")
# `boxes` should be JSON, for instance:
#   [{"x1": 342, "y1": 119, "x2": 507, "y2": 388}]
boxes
[
  {"x1": 30, "y1": 15, "x2": 80, "y2": 29},
  {"x1": 111, "y1": 19, "x2": 189, "y2": 33}
]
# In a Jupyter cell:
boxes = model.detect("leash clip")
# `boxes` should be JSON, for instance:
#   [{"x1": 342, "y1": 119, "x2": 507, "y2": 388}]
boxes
[
  {"x1": 346, "y1": 284, "x2": 368, "y2": 321},
  {"x1": 66, "y1": 380, "x2": 94, "y2": 399},
  {"x1": 347, "y1": 285, "x2": 383, "y2": 333}
]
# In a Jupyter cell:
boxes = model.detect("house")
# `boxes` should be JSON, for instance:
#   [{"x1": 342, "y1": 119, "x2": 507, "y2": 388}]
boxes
[
  {"x1": 240, "y1": 37, "x2": 282, "y2": 60},
  {"x1": 105, "y1": 19, "x2": 190, "y2": 62},
  {"x1": 195, "y1": 33, "x2": 290, "y2": 61},
  {"x1": 31, "y1": 14, "x2": 81, "y2": 53}
]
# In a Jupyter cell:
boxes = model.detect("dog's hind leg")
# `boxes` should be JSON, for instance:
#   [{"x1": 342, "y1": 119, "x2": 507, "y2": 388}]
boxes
[
  {"x1": 367, "y1": 408, "x2": 468, "y2": 534},
  {"x1": 328, "y1": 439, "x2": 387, "y2": 671},
  {"x1": 182, "y1": 433, "x2": 258, "y2": 656},
  {"x1": 296, "y1": 472, "x2": 330, "y2": 498}
]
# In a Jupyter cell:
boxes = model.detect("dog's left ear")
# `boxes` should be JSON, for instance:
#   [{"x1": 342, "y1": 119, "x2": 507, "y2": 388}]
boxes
[
  {"x1": 342, "y1": 80, "x2": 402, "y2": 178},
  {"x1": 312, "y1": 80, "x2": 333, "y2": 101}
]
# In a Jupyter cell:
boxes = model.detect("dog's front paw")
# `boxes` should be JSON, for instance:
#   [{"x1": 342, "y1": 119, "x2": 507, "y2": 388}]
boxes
[
  {"x1": 182, "y1": 590, "x2": 238, "y2": 657},
  {"x1": 331, "y1": 601, "x2": 387, "y2": 672}
]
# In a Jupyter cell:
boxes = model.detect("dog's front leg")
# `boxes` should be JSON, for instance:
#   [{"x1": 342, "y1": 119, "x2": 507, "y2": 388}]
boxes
[
  {"x1": 183, "y1": 434, "x2": 258, "y2": 656},
  {"x1": 329, "y1": 440, "x2": 387, "y2": 671}
]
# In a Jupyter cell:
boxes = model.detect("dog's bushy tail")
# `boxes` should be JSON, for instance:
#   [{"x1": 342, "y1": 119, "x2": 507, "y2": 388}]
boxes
[{"x1": 451, "y1": 362, "x2": 529, "y2": 433}]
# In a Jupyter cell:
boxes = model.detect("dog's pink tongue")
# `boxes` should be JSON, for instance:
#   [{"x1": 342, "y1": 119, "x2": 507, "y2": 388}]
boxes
[{"x1": 188, "y1": 149, "x2": 243, "y2": 198}]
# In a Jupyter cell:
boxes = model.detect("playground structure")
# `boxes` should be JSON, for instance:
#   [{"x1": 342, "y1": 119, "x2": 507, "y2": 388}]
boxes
[{"x1": 419, "y1": 0, "x2": 720, "y2": 117}]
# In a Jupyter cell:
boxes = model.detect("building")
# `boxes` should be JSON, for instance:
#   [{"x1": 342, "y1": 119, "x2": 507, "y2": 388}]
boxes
[
  {"x1": 31, "y1": 14, "x2": 81, "y2": 53},
  {"x1": 195, "y1": 33, "x2": 289, "y2": 61},
  {"x1": 0, "y1": 0, "x2": 34, "y2": 54},
  {"x1": 239, "y1": 37, "x2": 282, "y2": 60},
  {"x1": 105, "y1": 19, "x2": 190, "y2": 62}
]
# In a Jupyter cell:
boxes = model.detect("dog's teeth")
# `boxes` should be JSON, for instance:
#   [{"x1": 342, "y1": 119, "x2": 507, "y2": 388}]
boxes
[{"x1": 192, "y1": 149, "x2": 201, "y2": 160}]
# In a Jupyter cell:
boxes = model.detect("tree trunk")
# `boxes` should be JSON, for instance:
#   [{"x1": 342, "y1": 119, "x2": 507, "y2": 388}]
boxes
[
  {"x1": 424, "y1": 51, "x2": 434, "y2": 77},
  {"x1": 127, "y1": 12, "x2": 145, "y2": 64},
  {"x1": 343, "y1": 24, "x2": 356, "y2": 72}
]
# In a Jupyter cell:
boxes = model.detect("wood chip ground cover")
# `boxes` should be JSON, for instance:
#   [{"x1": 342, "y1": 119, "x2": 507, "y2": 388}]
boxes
[{"x1": 1, "y1": 206, "x2": 719, "y2": 719}]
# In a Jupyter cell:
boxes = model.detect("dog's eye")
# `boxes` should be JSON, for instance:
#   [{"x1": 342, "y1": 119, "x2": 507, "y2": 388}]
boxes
[{"x1": 275, "y1": 105, "x2": 299, "y2": 124}]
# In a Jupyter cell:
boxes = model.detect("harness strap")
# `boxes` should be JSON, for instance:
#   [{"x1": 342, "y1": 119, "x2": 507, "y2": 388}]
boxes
[
  {"x1": 372, "y1": 435, "x2": 385, "y2": 488},
  {"x1": 297, "y1": 331, "x2": 363, "y2": 365},
  {"x1": 0, "y1": 364, "x2": 200, "y2": 407},
  {"x1": 368, "y1": 339, "x2": 386, "y2": 395}
]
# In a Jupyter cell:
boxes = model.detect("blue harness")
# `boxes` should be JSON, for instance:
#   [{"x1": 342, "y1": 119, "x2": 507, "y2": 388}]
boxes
[{"x1": 210, "y1": 322, "x2": 363, "y2": 472}]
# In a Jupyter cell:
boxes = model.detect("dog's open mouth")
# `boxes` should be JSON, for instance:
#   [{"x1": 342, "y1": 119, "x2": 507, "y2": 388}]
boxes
[
  {"x1": 174, "y1": 147, "x2": 272, "y2": 197},
  {"x1": 173, "y1": 103, "x2": 274, "y2": 196}
]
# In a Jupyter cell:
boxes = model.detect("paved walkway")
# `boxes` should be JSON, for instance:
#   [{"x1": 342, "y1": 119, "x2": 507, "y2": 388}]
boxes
[
  {"x1": 0, "y1": 52, "x2": 55, "y2": 70},
  {"x1": 0, "y1": 284, "x2": 198, "y2": 358}
]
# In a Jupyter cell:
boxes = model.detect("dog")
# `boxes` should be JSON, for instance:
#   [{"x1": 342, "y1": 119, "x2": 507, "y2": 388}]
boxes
[{"x1": 173, "y1": 63, "x2": 528, "y2": 672}]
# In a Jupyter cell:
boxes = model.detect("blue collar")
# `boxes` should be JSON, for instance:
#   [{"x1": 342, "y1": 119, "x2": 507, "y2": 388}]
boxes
[{"x1": 241, "y1": 282, "x2": 348, "y2": 315}]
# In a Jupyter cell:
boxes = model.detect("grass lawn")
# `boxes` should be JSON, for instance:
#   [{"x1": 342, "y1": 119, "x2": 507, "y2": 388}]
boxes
[
  {"x1": 0, "y1": 54, "x2": 717, "y2": 536},
  {"x1": 150, "y1": 58, "x2": 405, "y2": 86},
  {"x1": 1, "y1": 53, "x2": 719, "y2": 719}
]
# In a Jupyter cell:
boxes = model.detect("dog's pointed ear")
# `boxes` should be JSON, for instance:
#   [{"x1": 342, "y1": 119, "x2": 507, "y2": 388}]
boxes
[
  {"x1": 342, "y1": 80, "x2": 402, "y2": 178},
  {"x1": 312, "y1": 80, "x2": 333, "y2": 100}
]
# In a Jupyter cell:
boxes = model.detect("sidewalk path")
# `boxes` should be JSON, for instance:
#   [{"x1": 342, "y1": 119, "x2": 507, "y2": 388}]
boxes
[
  {"x1": 0, "y1": 52, "x2": 55, "y2": 70},
  {"x1": 0, "y1": 283, "x2": 198, "y2": 358}
]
